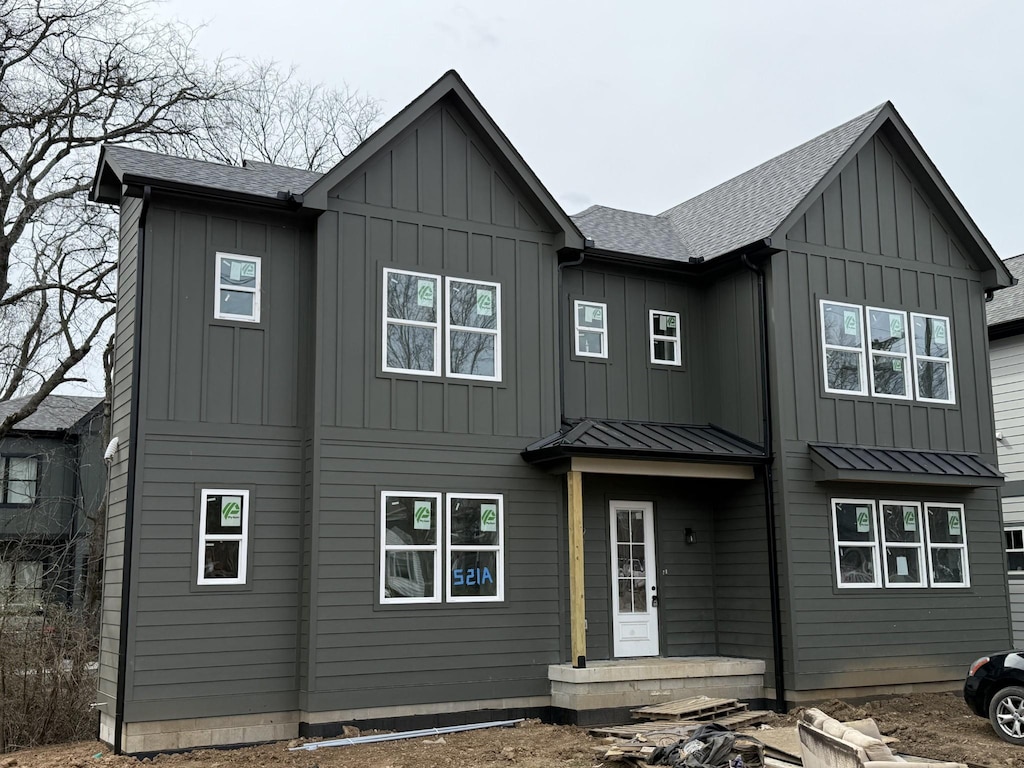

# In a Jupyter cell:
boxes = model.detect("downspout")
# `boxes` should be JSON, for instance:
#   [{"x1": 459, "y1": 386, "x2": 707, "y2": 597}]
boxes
[
  {"x1": 741, "y1": 249, "x2": 786, "y2": 713},
  {"x1": 114, "y1": 184, "x2": 150, "y2": 754},
  {"x1": 557, "y1": 250, "x2": 586, "y2": 422}
]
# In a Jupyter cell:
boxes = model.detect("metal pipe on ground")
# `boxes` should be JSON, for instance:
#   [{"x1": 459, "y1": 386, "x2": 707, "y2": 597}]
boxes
[{"x1": 289, "y1": 718, "x2": 525, "y2": 751}]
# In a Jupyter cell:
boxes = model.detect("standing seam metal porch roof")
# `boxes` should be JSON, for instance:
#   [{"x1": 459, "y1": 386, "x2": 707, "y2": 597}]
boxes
[
  {"x1": 522, "y1": 418, "x2": 766, "y2": 465},
  {"x1": 808, "y1": 442, "x2": 1002, "y2": 487}
]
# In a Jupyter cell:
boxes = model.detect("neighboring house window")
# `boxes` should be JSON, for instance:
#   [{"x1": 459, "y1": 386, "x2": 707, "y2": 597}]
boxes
[
  {"x1": 911, "y1": 313, "x2": 955, "y2": 404},
  {"x1": 575, "y1": 300, "x2": 608, "y2": 358},
  {"x1": 925, "y1": 503, "x2": 969, "y2": 587},
  {"x1": 383, "y1": 269, "x2": 502, "y2": 381},
  {"x1": 832, "y1": 499, "x2": 881, "y2": 588},
  {"x1": 380, "y1": 491, "x2": 504, "y2": 604},
  {"x1": 831, "y1": 497, "x2": 970, "y2": 589},
  {"x1": 0, "y1": 456, "x2": 38, "y2": 504},
  {"x1": 879, "y1": 501, "x2": 925, "y2": 587},
  {"x1": 214, "y1": 253, "x2": 261, "y2": 322},
  {"x1": 1006, "y1": 528, "x2": 1024, "y2": 574},
  {"x1": 0, "y1": 560, "x2": 43, "y2": 605},
  {"x1": 649, "y1": 310, "x2": 681, "y2": 366},
  {"x1": 820, "y1": 301, "x2": 867, "y2": 395},
  {"x1": 198, "y1": 489, "x2": 249, "y2": 585},
  {"x1": 867, "y1": 307, "x2": 911, "y2": 399},
  {"x1": 447, "y1": 494, "x2": 503, "y2": 602},
  {"x1": 446, "y1": 278, "x2": 501, "y2": 381}
]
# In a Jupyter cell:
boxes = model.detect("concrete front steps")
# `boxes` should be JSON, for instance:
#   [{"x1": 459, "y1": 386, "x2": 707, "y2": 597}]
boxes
[{"x1": 548, "y1": 656, "x2": 765, "y2": 725}]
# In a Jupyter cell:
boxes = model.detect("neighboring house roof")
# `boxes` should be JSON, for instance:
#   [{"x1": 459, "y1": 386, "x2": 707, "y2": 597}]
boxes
[
  {"x1": 91, "y1": 145, "x2": 321, "y2": 204},
  {"x1": 987, "y1": 254, "x2": 1024, "y2": 330},
  {"x1": 522, "y1": 418, "x2": 766, "y2": 465},
  {"x1": 0, "y1": 394, "x2": 103, "y2": 433},
  {"x1": 808, "y1": 442, "x2": 1002, "y2": 488}
]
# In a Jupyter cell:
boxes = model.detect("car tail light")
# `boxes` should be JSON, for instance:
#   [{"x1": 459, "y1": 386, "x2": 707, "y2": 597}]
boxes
[{"x1": 969, "y1": 656, "x2": 990, "y2": 676}]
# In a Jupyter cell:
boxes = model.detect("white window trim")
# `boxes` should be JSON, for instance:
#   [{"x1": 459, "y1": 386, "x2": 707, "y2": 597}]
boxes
[
  {"x1": 832, "y1": 498, "x2": 881, "y2": 589},
  {"x1": 924, "y1": 502, "x2": 970, "y2": 588},
  {"x1": 878, "y1": 500, "x2": 926, "y2": 588},
  {"x1": 820, "y1": 300, "x2": 867, "y2": 396},
  {"x1": 1, "y1": 455, "x2": 38, "y2": 505},
  {"x1": 381, "y1": 268, "x2": 442, "y2": 377},
  {"x1": 910, "y1": 312, "x2": 956, "y2": 405},
  {"x1": 197, "y1": 488, "x2": 249, "y2": 586},
  {"x1": 214, "y1": 253, "x2": 261, "y2": 323},
  {"x1": 445, "y1": 493, "x2": 504, "y2": 603},
  {"x1": 1007, "y1": 527, "x2": 1024, "y2": 576},
  {"x1": 866, "y1": 307, "x2": 912, "y2": 401},
  {"x1": 445, "y1": 277, "x2": 502, "y2": 382},
  {"x1": 649, "y1": 310, "x2": 681, "y2": 366},
  {"x1": 380, "y1": 491, "x2": 442, "y2": 604},
  {"x1": 574, "y1": 300, "x2": 608, "y2": 359}
]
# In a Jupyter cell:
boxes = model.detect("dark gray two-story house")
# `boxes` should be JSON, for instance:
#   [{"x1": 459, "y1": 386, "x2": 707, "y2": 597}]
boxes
[{"x1": 89, "y1": 71, "x2": 1014, "y2": 754}]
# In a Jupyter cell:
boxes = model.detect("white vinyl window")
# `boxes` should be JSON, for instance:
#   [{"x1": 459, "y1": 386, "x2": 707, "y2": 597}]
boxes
[
  {"x1": 381, "y1": 491, "x2": 442, "y2": 604},
  {"x1": 832, "y1": 499, "x2": 881, "y2": 588},
  {"x1": 820, "y1": 301, "x2": 867, "y2": 395},
  {"x1": 0, "y1": 560, "x2": 43, "y2": 605},
  {"x1": 446, "y1": 494, "x2": 504, "y2": 602},
  {"x1": 446, "y1": 278, "x2": 501, "y2": 381},
  {"x1": 1, "y1": 456, "x2": 38, "y2": 505},
  {"x1": 198, "y1": 489, "x2": 249, "y2": 585},
  {"x1": 866, "y1": 307, "x2": 911, "y2": 399},
  {"x1": 911, "y1": 313, "x2": 955, "y2": 404},
  {"x1": 383, "y1": 268, "x2": 441, "y2": 376},
  {"x1": 381, "y1": 491, "x2": 504, "y2": 604},
  {"x1": 575, "y1": 300, "x2": 608, "y2": 358},
  {"x1": 649, "y1": 310, "x2": 681, "y2": 366},
  {"x1": 1006, "y1": 528, "x2": 1024, "y2": 575},
  {"x1": 214, "y1": 253, "x2": 261, "y2": 322},
  {"x1": 924, "y1": 503, "x2": 969, "y2": 587},
  {"x1": 879, "y1": 501, "x2": 926, "y2": 587}
]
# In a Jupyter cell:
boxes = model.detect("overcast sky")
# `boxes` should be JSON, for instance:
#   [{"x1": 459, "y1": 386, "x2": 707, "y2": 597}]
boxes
[{"x1": 151, "y1": 0, "x2": 1024, "y2": 259}]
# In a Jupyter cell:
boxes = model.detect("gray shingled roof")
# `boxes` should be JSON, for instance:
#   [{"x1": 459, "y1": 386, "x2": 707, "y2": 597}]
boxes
[
  {"x1": 102, "y1": 146, "x2": 322, "y2": 200},
  {"x1": 0, "y1": 394, "x2": 103, "y2": 432},
  {"x1": 571, "y1": 206, "x2": 690, "y2": 262},
  {"x1": 987, "y1": 254, "x2": 1024, "y2": 326},
  {"x1": 573, "y1": 104, "x2": 885, "y2": 263}
]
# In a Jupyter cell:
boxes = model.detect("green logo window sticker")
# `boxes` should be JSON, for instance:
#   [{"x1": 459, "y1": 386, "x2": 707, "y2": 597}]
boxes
[
  {"x1": 417, "y1": 279, "x2": 435, "y2": 308},
  {"x1": 414, "y1": 500, "x2": 432, "y2": 530},
  {"x1": 480, "y1": 503, "x2": 497, "y2": 532},
  {"x1": 843, "y1": 310, "x2": 858, "y2": 337},
  {"x1": 221, "y1": 496, "x2": 242, "y2": 528},
  {"x1": 947, "y1": 509, "x2": 961, "y2": 537},
  {"x1": 889, "y1": 314, "x2": 903, "y2": 338},
  {"x1": 856, "y1": 506, "x2": 870, "y2": 533},
  {"x1": 902, "y1": 506, "x2": 917, "y2": 532},
  {"x1": 476, "y1": 289, "x2": 493, "y2": 317},
  {"x1": 933, "y1": 320, "x2": 947, "y2": 345}
]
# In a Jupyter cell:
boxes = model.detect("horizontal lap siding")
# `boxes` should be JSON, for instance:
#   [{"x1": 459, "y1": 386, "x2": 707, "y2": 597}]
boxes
[
  {"x1": 991, "y1": 338, "x2": 1024, "y2": 480},
  {"x1": 98, "y1": 195, "x2": 142, "y2": 705},
  {"x1": 781, "y1": 446, "x2": 1009, "y2": 690},
  {"x1": 308, "y1": 440, "x2": 561, "y2": 711},
  {"x1": 123, "y1": 433, "x2": 303, "y2": 721}
]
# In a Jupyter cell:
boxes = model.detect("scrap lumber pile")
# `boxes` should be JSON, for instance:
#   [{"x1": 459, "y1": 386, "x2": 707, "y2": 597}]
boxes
[{"x1": 591, "y1": 695, "x2": 771, "y2": 767}]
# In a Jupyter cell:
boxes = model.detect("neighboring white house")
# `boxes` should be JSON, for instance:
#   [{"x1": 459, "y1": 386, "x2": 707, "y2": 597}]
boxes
[{"x1": 988, "y1": 253, "x2": 1024, "y2": 645}]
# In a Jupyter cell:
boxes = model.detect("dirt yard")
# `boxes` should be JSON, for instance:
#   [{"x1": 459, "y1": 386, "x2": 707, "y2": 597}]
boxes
[{"x1": 7, "y1": 692, "x2": 1024, "y2": 768}]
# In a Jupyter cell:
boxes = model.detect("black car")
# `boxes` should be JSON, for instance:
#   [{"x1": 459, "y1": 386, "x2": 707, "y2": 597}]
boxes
[{"x1": 964, "y1": 651, "x2": 1024, "y2": 744}]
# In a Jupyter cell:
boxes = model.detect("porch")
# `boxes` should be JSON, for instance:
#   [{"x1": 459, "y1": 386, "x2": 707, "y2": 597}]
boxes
[{"x1": 548, "y1": 656, "x2": 765, "y2": 722}]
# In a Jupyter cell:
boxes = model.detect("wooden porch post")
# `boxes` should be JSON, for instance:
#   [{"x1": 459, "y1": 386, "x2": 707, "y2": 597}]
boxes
[{"x1": 567, "y1": 470, "x2": 586, "y2": 667}]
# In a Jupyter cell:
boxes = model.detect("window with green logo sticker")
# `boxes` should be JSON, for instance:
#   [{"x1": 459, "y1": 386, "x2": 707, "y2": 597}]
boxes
[
  {"x1": 867, "y1": 307, "x2": 910, "y2": 399},
  {"x1": 821, "y1": 301, "x2": 867, "y2": 395},
  {"x1": 879, "y1": 502, "x2": 925, "y2": 587},
  {"x1": 198, "y1": 489, "x2": 249, "y2": 585},
  {"x1": 447, "y1": 278, "x2": 500, "y2": 380},
  {"x1": 381, "y1": 492, "x2": 440, "y2": 603},
  {"x1": 832, "y1": 499, "x2": 880, "y2": 588},
  {"x1": 650, "y1": 310, "x2": 681, "y2": 366},
  {"x1": 911, "y1": 313, "x2": 955, "y2": 404},
  {"x1": 214, "y1": 253, "x2": 261, "y2": 323},
  {"x1": 574, "y1": 300, "x2": 608, "y2": 358}
]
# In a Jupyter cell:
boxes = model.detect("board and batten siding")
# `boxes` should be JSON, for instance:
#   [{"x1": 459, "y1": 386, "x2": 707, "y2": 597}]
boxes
[
  {"x1": 98, "y1": 194, "x2": 142, "y2": 709},
  {"x1": 768, "y1": 128, "x2": 1008, "y2": 693},
  {"x1": 561, "y1": 263, "x2": 697, "y2": 424}
]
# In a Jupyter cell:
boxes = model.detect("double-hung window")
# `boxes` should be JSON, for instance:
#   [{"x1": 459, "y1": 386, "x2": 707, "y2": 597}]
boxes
[
  {"x1": 867, "y1": 307, "x2": 911, "y2": 399},
  {"x1": 879, "y1": 501, "x2": 925, "y2": 587},
  {"x1": 832, "y1": 499, "x2": 881, "y2": 588},
  {"x1": 1006, "y1": 528, "x2": 1024, "y2": 574},
  {"x1": 821, "y1": 301, "x2": 867, "y2": 395},
  {"x1": 0, "y1": 456, "x2": 37, "y2": 505},
  {"x1": 381, "y1": 491, "x2": 503, "y2": 604},
  {"x1": 925, "y1": 503, "x2": 969, "y2": 587},
  {"x1": 214, "y1": 253, "x2": 261, "y2": 322},
  {"x1": 649, "y1": 310, "x2": 681, "y2": 365},
  {"x1": 575, "y1": 300, "x2": 608, "y2": 358},
  {"x1": 383, "y1": 269, "x2": 501, "y2": 381},
  {"x1": 0, "y1": 560, "x2": 43, "y2": 605},
  {"x1": 911, "y1": 313, "x2": 955, "y2": 404},
  {"x1": 198, "y1": 489, "x2": 249, "y2": 585}
]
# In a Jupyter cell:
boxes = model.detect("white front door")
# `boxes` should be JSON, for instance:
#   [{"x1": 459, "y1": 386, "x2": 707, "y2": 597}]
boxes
[{"x1": 610, "y1": 501, "x2": 659, "y2": 657}]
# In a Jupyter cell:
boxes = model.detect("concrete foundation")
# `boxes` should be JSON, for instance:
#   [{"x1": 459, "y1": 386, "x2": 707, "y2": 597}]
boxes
[{"x1": 99, "y1": 710, "x2": 300, "y2": 754}]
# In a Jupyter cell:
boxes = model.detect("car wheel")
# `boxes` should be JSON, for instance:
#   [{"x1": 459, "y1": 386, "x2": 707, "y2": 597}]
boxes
[{"x1": 989, "y1": 686, "x2": 1024, "y2": 745}]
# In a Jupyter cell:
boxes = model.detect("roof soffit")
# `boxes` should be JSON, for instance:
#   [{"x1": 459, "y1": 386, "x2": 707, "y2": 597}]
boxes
[{"x1": 302, "y1": 70, "x2": 584, "y2": 250}]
